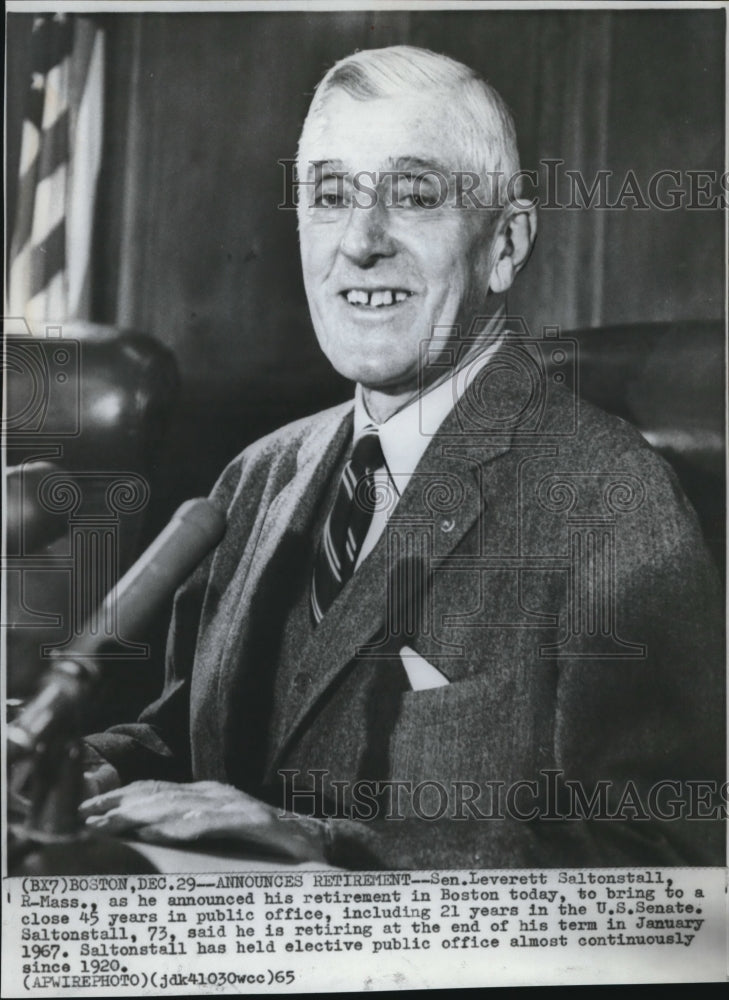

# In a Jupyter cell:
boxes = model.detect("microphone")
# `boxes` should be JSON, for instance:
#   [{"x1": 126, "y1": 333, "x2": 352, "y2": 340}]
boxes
[{"x1": 7, "y1": 498, "x2": 227, "y2": 762}]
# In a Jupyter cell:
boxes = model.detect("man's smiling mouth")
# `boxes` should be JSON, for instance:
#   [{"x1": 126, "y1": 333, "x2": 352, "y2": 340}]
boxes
[{"x1": 342, "y1": 288, "x2": 413, "y2": 308}]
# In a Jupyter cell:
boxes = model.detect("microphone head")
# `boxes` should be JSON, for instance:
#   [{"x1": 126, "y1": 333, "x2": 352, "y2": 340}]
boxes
[{"x1": 49, "y1": 496, "x2": 228, "y2": 662}]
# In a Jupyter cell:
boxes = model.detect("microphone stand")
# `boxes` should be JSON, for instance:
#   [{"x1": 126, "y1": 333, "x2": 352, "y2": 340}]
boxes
[
  {"x1": 8, "y1": 658, "x2": 157, "y2": 876},
  {"x1": 7, "y1": 498, "x2": 226, "y2": 875}
]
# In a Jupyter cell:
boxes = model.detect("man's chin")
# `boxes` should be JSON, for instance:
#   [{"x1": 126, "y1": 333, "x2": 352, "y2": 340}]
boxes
[
  {"x1": 326, "y1": 354, "x2": 416, "y2": 391},
  {"x1": 319, "y1": 335, "x2": 421, "y2": 388},
  {"x1": 358, "y1": 373, "x2": 420, "y2": 395}
]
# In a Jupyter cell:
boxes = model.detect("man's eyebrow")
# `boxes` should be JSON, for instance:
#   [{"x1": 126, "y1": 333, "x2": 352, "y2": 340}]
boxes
[
  {"x1": 307, "y1": 158, "x2": 348, "y2": 176},
  {"x1": 304, "y1": 156, "x2": 453, "y2": 177},
  {"x1": 384, "y1": 156, "x2": 453, "y2": 176}
]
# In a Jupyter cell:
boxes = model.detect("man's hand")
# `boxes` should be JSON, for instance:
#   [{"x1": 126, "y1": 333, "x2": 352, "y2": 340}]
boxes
[
  {"x1": 80, "y1": 780, "x2": 329, "y2": 862},
  {"x1": 82, "y1": 744, "x2": 122, "y2": 800}
]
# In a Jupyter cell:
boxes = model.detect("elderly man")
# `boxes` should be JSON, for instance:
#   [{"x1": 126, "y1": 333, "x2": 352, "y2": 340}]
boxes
[{"x1": 82, "y1": 46, "x2": 723, "y2": 869}]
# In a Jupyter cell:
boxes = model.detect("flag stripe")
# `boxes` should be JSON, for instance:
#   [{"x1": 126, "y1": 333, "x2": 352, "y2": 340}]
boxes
[
  {"x1": 26, "y1": 270, "x2": 67, "y2": 325},
  {"x1": 36, "y1": 110, "x2": 69, "y2": 188},
  {"x1": 37, "y1": 109, "x2": 71, "y2": 183},
  {"x1": 12, "y1": 115, "x2": 69, "y2": 257},
  {"x1": 31, "y1": 164, "x2": 67, "y2": 245},
  {"x1": 10, "y1": 163, "x2": 40, "y2": 261},
  {"x1": 42, "y1": 60, "x2": 70, "y2": 130},
  {"x1": 19, "y1": 119, "x2": 41, "y2": 176},
  {"x1": 29, "y1": 219, "x2": 66, "y2": 299},
  {"x1": 26, "y1": 83, "x2": 45, "y2": 131}
]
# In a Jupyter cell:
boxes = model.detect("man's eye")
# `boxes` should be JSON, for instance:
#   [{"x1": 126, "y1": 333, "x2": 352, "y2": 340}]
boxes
[
  {"x1": 394, "y1": 179, "x2": 444, "y2": 209},
  {"x1": 398, "y1": 192, "x2": 440, "y2": 209},
  {"x1": 314, "y1": 181, "x2": 349, "y2": 208}
]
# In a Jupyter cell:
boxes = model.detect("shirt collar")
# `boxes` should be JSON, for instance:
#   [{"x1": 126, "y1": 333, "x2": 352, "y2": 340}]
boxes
[{"x1": 353, "y1": 308, "x2": 506, "y2": 487}]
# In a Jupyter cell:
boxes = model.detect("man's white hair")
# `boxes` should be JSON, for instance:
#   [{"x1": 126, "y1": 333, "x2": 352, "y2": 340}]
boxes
[{"x1": 297, "y1": 45, "x2": 520, "y2": 205}]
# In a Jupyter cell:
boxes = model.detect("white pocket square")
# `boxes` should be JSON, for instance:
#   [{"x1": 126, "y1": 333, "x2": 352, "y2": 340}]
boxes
[{"x1": 399, "y1": 645, "x2": 450, "y2": 690}]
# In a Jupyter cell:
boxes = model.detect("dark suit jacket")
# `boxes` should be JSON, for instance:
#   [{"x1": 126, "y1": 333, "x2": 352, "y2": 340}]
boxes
[{"x1": 88, "y1": 365, "x2": 725, "y2": 869}]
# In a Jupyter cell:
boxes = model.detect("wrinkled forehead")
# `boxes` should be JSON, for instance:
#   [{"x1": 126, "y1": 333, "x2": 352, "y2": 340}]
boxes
[{"x1": 298, "y1": 87, "x2": 474, "y2": 177}]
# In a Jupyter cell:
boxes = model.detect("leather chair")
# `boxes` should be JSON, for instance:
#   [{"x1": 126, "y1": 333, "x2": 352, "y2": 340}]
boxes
[
  {"x1": 5, "y1": 322, "x2": 180, "y2": 725},
  {"x1": 547, "y1": 319, "x2": 724, "y2": 577}
]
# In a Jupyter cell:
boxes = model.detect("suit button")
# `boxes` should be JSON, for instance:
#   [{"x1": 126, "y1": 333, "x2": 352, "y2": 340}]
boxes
[{"x1": 293, "y1": 671, "x2": 313, "y2": 692}]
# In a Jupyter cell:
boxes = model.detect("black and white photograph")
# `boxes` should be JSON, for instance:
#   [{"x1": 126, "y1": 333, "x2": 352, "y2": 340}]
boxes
[{"x1": 3, "y1": 0, "x2": 727, "y2": 992}]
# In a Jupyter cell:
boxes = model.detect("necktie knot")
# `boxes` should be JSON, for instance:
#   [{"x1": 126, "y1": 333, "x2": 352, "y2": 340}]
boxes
[{"x1": 350, "y1": 429, "x2": 384, "y2": 478}]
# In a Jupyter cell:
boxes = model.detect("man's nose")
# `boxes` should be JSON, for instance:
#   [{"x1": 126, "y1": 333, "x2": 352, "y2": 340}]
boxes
[{"x1": 338, "y1": 201, "x2": 396, "y2": 267}]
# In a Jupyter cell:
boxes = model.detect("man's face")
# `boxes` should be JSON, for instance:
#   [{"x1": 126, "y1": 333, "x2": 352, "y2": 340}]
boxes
[{"x1": 297, "y1": 88, "x2": 503, "y2": 394}]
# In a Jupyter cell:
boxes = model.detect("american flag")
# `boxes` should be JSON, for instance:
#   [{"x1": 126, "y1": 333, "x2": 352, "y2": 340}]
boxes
[{"x1": 7, "y1": 13, "x2": 105, "y2": 328}]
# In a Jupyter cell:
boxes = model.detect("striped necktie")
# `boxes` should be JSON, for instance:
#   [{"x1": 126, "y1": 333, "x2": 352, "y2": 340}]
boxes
[{"x1": 311, "y1": 427, "x2": 384, "y2": 624}]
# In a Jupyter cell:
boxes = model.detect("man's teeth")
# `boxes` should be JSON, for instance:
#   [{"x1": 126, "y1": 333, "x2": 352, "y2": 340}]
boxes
[{"x1": 345, "y1": 289, "x2": 410, "y2": 307}]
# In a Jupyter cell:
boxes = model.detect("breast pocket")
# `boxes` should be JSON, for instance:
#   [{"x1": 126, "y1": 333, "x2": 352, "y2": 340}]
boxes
[
  {"x1": 397, "y1": 672, "x2": 494, "y2": 727},
  {"x1": 388, "y1": 665, "x2": 527, "y2": 805}
]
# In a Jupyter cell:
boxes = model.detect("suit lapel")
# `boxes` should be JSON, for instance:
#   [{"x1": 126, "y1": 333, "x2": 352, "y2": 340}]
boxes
[
  {"x1": 191, "y1": 403, "x2": 353, "y2": 779},
  {"x1": 219, "y1": 403, "x2": 353, "y2": 688}
]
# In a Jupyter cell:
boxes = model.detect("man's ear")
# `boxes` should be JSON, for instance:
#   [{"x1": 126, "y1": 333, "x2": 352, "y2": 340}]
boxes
[{"x1": 488, "y1": 200, "x2": 538, "y2": 294}]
